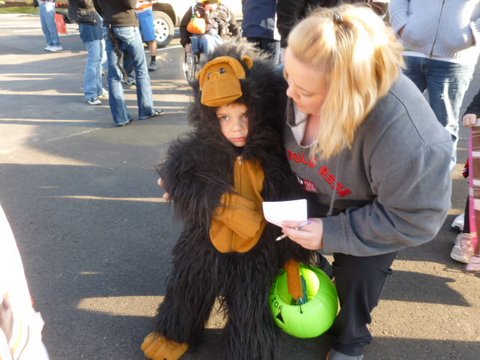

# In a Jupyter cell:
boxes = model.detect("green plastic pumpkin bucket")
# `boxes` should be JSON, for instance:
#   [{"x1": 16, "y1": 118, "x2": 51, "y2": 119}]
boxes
[{"x1": 269, "y1": 263, "x2": 338, "y2": 338}]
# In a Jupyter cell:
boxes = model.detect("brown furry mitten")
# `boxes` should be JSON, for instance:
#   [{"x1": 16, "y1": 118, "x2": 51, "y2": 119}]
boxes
[{"x1": 141, "y1": 333, "x2": 188, "y2": 360}]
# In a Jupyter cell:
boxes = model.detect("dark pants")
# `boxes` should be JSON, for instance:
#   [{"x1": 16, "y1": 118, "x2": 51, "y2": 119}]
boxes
[
  {"x1": 464, "y1": 196, "x2": 470, "y2": 233},
  {"x1": 329, "y1": 252, "x2": 397, "y2": 356},
  {"x1": 246, "y1": 37, "x2": 280, "y2": 65}
]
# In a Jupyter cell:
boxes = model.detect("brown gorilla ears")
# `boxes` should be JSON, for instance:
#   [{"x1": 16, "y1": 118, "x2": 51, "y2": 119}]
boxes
[{"x1": 198, "y1": 55, "x2": 253, "y2": 107}]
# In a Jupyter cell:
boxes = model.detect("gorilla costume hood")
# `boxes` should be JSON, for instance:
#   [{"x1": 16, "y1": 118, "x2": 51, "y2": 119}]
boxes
[{"x1": 158, "y1": 40, "x2": 300, "y2": 225}]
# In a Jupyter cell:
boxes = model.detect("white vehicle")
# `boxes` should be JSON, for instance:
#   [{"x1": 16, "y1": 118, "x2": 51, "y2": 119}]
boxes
[{"x1": 152, "y1": 0, "x2": 243, "y2": 47}]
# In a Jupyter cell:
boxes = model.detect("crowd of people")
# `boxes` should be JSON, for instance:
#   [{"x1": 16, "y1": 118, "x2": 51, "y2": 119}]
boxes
[{"x1": 17, "y1": 1, "x2": 480, "y2": 359}]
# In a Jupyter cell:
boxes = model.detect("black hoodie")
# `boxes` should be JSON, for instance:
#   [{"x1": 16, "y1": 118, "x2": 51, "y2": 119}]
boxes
[{"x1": 95, "y1": 0, "x2": 138, "y2": 27}]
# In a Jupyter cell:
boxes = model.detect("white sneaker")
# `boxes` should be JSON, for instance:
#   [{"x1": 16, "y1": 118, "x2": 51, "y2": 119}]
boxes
[
  {"x1": 98, "y1": 89, "x2": 108, "y2": 99},
  {"x1": 126, "y1": 76, "x2": 135, "y2": 86},
  {"x1": 47, "y1": 45, "x2": 63, "y2": 52},
  {"x1": 451, "y1": 213, "x2": 464, "y2": 232},
  {"x1": 466, "y1": 255, "x2": 480, "y2": 272},
  {"x1": 450, "y1": 233, "x2": 473, "y2": 264},
  {"x1": 85, "y1": 98, "x2": 101, "y2": 105}
]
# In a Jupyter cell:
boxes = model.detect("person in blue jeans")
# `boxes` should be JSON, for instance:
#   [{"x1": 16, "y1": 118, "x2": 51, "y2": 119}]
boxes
[
  {"x1": 96, "y1": 0, "x2": 162, "y2": 127},
  {"x1": 68, "y1": 0, "x2": 107, "y2": 105},
  {"x1": 122, "y1": 1, "x2": 158, "y2": 86},
  {"x1": 389, "y1": 0, "x2": 480, "y2": 169},
  {"x1": 180, "y1": 0, "x2": 239, "y2": 59},
  {"x1": 38, "y1": 0, "x2": 62, "y2": 52}
]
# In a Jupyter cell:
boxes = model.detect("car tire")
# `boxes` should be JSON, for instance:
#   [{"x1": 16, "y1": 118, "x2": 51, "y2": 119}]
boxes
[{"x1": 153, "y1": 11, "x2": 174, "y2": 48}]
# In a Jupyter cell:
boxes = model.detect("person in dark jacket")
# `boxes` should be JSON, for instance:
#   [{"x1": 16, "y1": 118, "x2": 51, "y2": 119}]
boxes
[
  {"x1": 276, "y1": 0, "x2": 380, "y2": 48},
  {"x1": 96, "y1": 0, "x2": 161, "y2": 126},
  {"x1": 180, "y1": 0, "x2": 239, "y2": 59},
  {"x1": 141, "y1": 40, "x2": 315, "y2": 360},
  {"x1": 68, "y1": 0, "x2": 108, "y2": 105},
  {"x1": 242, "y1": 0, "x2": 281, "y2": 64}
]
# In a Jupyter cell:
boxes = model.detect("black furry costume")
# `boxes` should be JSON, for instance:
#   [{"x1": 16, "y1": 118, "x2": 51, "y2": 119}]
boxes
[{"x1": 145, "y1": 42, "x2": 314, "y2": 360}]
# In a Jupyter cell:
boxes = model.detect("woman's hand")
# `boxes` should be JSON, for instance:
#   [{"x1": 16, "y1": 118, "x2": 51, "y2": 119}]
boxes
[
  {"x1": 157, "y1": 178, "x2": 171, "y2": 201},
  {"x1": 463, "y1": 114, "x2": 479, "y2": 127},
  {"x1": 280, "y1": 218, "x2": 324, "y2": 250}
]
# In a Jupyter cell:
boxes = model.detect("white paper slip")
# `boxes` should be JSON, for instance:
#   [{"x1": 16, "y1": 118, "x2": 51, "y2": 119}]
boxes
[{"x1": 262, "y1": 199, "x2": 307, "y2": 227}]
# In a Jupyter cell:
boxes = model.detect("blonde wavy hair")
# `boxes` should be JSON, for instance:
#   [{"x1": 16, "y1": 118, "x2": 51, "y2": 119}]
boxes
[{"x1": 288, "y1": 4, "x2": 404, "y2": 160}]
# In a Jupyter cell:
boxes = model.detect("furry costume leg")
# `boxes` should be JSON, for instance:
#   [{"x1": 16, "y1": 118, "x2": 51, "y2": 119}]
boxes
[
  {"x1": 220, "y1": 252, "x2": 280, "y2": 360},
  {"x1": 143, "y1": 229, "x2": 314, "y2": 360},
  {"x1": 143, "y1": 228, "x2": 220, "y2": 358}
]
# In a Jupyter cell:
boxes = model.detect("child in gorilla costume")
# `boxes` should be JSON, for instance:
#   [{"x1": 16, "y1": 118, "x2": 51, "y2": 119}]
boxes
[{"x1": 141, "y1": 41, "x2": 315, "y2": 360}]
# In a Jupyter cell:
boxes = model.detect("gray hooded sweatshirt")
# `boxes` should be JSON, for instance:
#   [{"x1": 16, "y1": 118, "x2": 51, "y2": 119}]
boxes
[
  {"x1": 284, "y1": 74, "x2": 452, "y2": 256},
  {"x1": 389, "y1": 0, "x2": 480, "y2": 62}
]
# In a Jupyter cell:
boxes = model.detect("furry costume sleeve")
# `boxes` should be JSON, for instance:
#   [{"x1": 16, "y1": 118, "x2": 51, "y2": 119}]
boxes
[{"x1": 155, "y1": 136, "x2": 233, "y2": 228}]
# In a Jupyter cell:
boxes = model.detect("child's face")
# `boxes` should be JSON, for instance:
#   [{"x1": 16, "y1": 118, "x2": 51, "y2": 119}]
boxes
[{"x1": 215, "y1": 103, "x2": 249, "y2": 148}]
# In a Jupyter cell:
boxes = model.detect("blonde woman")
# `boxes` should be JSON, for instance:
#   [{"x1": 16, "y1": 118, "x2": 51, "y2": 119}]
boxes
[{"x1": 279, "y1": 5, "x2": 452, "y2": 360}]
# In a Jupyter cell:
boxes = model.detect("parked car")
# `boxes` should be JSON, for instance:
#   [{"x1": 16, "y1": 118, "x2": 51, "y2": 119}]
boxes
[{"x1": 152, "y1": 0, "x2": 243, "y2": 47}]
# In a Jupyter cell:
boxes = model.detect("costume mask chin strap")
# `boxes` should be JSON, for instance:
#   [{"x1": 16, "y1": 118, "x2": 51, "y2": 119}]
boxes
[{"x1": 198, "y1": 55, "x2": 254, "y2": 107}]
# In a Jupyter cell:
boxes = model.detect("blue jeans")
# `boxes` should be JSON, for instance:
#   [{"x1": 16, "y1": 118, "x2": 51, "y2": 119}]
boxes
[
  {"x1": 403, "y1": 56, "x2": 475, "y2": 166},
  {"x1": 191, "y1": 33, "x2": 223, "y2": 59},
  {"x1": 39, "y1": 2, "x2": 60, "y2": 47},
  {"x1": 104, "y1": 26, "x2": 155, "y2": 125},
  {"x1": 123, "y1": 50, "x2": 135, "y2": 79},
  {"x1": 101, "y1": 26, "x2": 107, "y2": 72},
  {"x1": 82, "y1": 33, "x2": 104, "y2": 100}
]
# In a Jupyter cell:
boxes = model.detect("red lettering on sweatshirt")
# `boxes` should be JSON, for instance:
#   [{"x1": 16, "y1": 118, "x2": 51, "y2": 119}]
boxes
[
  {"x1": 288, "y1": 150, "x2": 316, "y2": 168},
  {"x1": 300, "y1": 178, "x2": 318, "y2": 192},
  {"x1": 288, "y1": 150, "x2": 352, "y2": 197},
  {"x1": 318, "y1": 166, "x2": 352, "y2": 197}
]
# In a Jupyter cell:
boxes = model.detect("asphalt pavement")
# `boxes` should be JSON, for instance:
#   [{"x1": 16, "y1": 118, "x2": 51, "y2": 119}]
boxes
[{"x1": 0, "y1": 13, "x2": 479, "y2": 360}]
